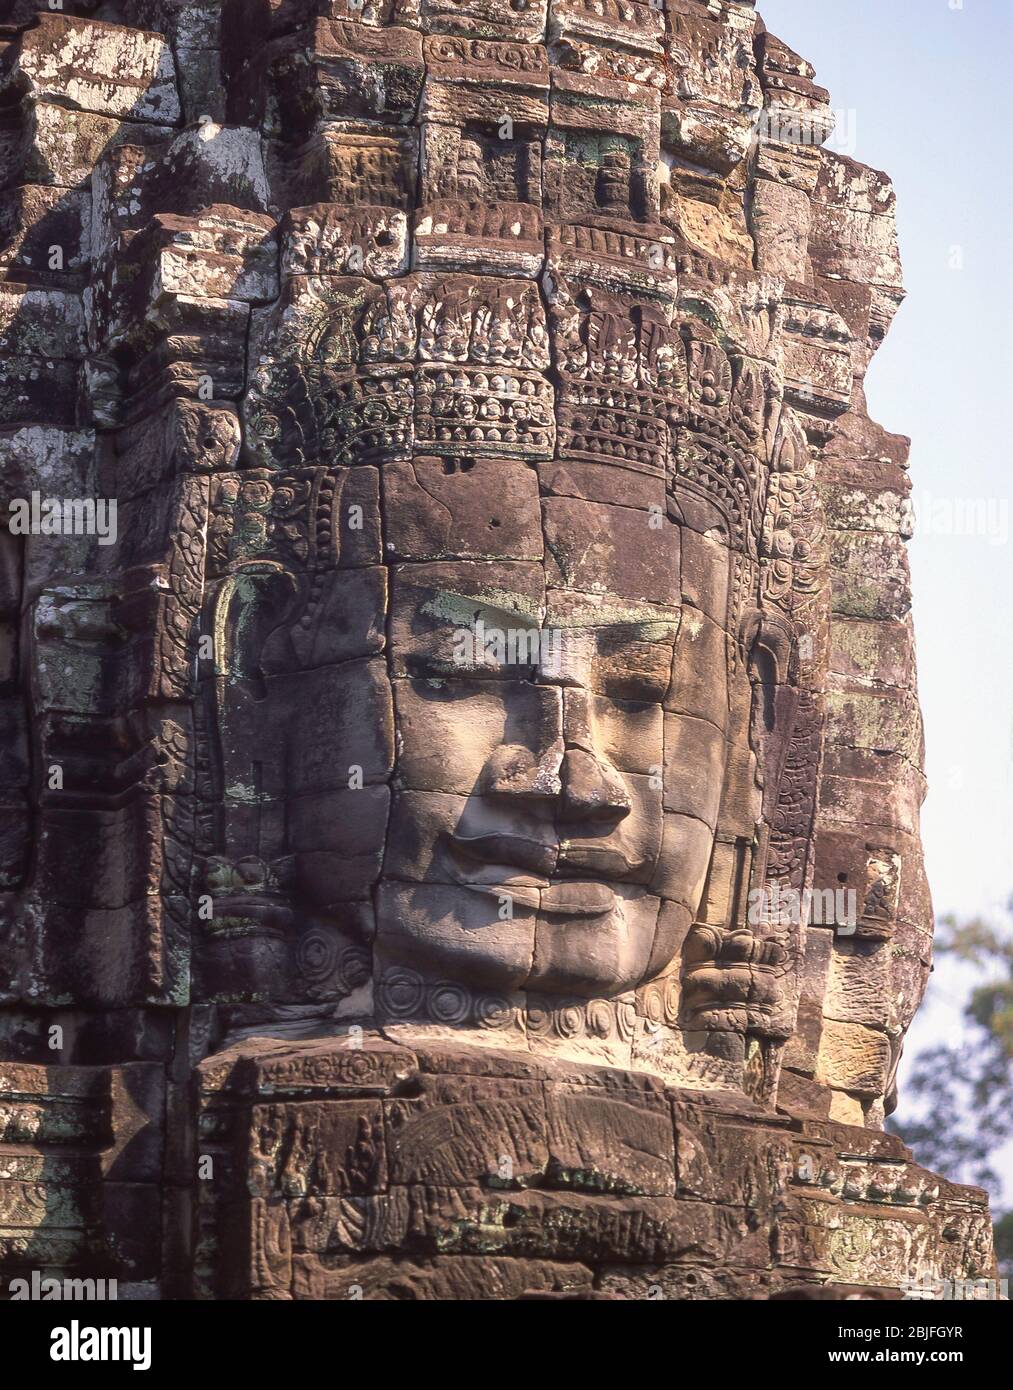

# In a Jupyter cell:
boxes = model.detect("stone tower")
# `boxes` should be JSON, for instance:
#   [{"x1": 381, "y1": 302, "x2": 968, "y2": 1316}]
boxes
[{"x1": 0, "y1": 0, "x2": 996, "y2": 1299}]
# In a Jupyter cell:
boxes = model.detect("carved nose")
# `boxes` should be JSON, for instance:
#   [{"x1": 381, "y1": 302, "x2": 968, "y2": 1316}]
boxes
[
  {"x1": 481, "y1": 740, "x2": 564, "y2": 801},
  {"x1": 559, "y1": 748, "x2": 631, "y2": 823}
]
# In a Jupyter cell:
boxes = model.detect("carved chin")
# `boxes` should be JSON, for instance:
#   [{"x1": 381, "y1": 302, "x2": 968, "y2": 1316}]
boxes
[{"x1": 528, "y1": 890, "x2": 662, "y2": 997}]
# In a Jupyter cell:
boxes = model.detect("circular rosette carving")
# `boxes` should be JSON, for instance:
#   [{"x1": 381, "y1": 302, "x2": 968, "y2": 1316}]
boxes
[
  {"x1": 294, "y1": 927, "x2": 337, "y2": 985},
  {"x1": 586, "y1": 999, "x2": 615, "y2": 1040},
  {"x1": 377, "y1": 967, "x2": 425, "y2": 1019},
  {"x1": 554, "y1": 1002, "x2": 586, "y2": 1040},
  {"x1": 426, "y1": 981, "x2": 471, "y2": 1025},
  {"x1": 641, "y1": 981, "x2": 665, "y2": 1027},
  {"x1": 616, "y1": 998, "x2": 638, "y2": 1042},
  {"x1": 475, "y1": 994, "x2": 516, "y2": 1030},
  {"x1": 294, "y1": 929, "x2": 369, "y2": 1001},
  {"x1": 525, "y1": 1000, "x2": 554, "y2": 1038},
  {"x1": 663, "y1": 974, "x2": 680, "y2": 1026}
]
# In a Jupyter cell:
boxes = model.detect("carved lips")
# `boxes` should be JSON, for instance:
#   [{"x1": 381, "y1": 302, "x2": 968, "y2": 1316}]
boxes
[{"x1": 443, "y1": 829, "x2": 643, "y2": 918}]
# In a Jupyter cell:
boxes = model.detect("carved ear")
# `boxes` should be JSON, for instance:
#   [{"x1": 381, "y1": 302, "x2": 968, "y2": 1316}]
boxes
[
  {"x1": 740, "y1": 607, "x2": 793, "y2": 686},
  {"x1": 215, "y1": 565, "x2": 300, "y2": 685},
  {"x1": 740, "y1": 608, "x2": 800, "y2": 816}
]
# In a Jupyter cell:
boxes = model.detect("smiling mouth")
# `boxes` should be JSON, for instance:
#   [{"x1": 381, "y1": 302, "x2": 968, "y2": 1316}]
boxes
[{"x1": 442, "y1": 838, "x2": 620, "y2": 918}]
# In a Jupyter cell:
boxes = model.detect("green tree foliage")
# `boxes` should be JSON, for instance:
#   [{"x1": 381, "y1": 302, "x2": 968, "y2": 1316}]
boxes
[{"x1": 890, "y1": 904, "x2": 1013, "y2": 1274}]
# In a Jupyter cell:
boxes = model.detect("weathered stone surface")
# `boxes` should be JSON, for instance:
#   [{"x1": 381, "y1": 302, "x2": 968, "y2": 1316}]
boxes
[
  {"x1": 815, "y1": 1019, "x2": 892, "y2": 1098},
  {"x1": 1, "y1": 15, "x2": 180, "y2": 124},
  {"x1": 0, "y1": 0, "x2": 991, "y2": 1303}
]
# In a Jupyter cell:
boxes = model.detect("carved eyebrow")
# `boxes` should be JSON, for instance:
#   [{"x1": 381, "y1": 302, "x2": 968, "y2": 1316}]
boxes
[
  {"x1": 544, "y1": 601, "x2": 681, "y2": 639},
  {"x1": 420, "y1": 590, "x2": 545, "y2": 630}
]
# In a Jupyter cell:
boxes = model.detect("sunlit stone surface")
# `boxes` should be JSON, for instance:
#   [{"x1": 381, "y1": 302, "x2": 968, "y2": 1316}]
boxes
[{"x1": 0, "y1": 0, "x2": 995, "y2": 1299}]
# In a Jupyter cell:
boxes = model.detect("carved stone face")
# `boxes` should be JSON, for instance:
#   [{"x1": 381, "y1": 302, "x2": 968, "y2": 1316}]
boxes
[
  {"x1": 0, "y1": 0, "x2": 917, "y2": 1110},
  {"x1": 249, "y1": 480, "x2": 754, "y2": 1062},
  {"x1": 199, "y1": 250, "x2": 815, "y2": 1079},
  {"x1": 376, "y1": 546, "x2": 719, "y2": 1001}
]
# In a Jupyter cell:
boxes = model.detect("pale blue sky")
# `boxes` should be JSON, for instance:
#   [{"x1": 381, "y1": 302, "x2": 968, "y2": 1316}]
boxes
[{"x1": 760, "y1": 0, "x2": 1013, "y2": 1187}]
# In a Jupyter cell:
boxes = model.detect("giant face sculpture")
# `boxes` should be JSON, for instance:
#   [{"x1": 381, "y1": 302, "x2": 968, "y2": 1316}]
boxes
[
  {"x1": 0, "y1": 0, "x2": 928, "y2": 1132},
  {"x1": 200, "y1": 242, "x2": 829, "y2": 1092}
]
